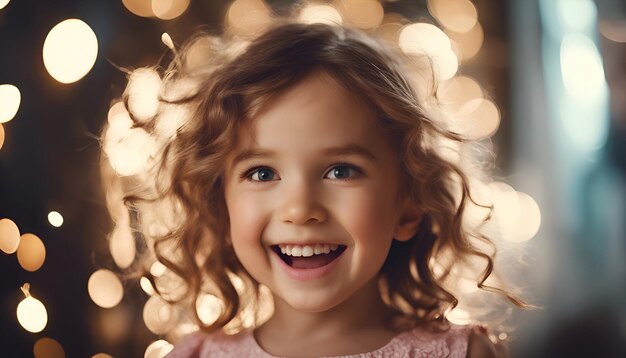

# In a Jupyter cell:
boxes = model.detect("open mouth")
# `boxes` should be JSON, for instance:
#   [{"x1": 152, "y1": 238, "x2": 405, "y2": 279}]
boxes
[{"x1": 272, "y1": 244, "x2": 347, "y2": 269}]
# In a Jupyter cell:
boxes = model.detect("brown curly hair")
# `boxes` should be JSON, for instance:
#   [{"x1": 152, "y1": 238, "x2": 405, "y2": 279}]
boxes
[{"x1": 102, "y1": 22, "x2": 526, "y2": 336}]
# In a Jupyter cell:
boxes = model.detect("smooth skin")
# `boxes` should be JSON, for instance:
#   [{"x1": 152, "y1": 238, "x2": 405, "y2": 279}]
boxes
[{"x1": 223, "y1": 71, "x2": 497, "y2": 357}]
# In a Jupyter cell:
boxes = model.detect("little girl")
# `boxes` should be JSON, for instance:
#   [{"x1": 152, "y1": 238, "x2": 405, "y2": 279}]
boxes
[{"x1": 103, "y1": 20, "x2": 524, "y2": 358}]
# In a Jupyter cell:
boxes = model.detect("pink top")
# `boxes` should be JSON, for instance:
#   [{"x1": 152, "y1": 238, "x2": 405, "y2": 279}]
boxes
[{"x1": 166, "y1": 325, "x2": 479, "y2": 357}]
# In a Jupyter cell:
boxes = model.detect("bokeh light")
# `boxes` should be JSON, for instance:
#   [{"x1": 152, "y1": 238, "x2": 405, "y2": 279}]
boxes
[
  {"x1": 447, "y1": 21, "x2": 484, "y2": 61},
  {"x1": 509, "y1": 191, "x2": 542, "y2": 242},
  {"x1": 0, "y1": 0, "x2": 10, "y2": 10},
  {"x1": 428, "y1": 0, "x2": 478, "y2": 33},
  {"x1": 226, "y1": 0, "x2": 272, "y2": 37},
  {"x1": 143, "y1": 295, "x2": 177, "y2": 334},
  {"x1": 17, "y1": 284, "x2": 48, "y2": 333},
  {"x1": 375, "y1": 13, "x2": 406, "y2": 43},
  {"x1": 144, "y1": 340, "x2": 174, "y2": 358},
  {"x1": 299, "y1": 4, "x2": 342, "y2": 25},
  {"x1": 196, "y1": 294, "x2": 223, "y2": 325},
  {"x1": 92, "y1": 354, "x2": 114, "y2": 358},
  {"x1": 17, "y1": 233, "x2": 46, "y2": 272},
  {"x1": 33, "y1": 337, "x2": 65, "y2": 358},
  {"x1": 560, "y1": 33, "x2": 606, "y2": 101},
  {"x1": 95, "y1": 304, "x2": 132, "y2": 345},
  {"x1": 152, "y1": 0, "x2": 190, "y2": 20},
  {"x1": 88, "y1": 269, "x2": 124, "y2": 308},
  {"x1": 140, "y1": 276, "x2": 155, "y2": 295},
  {"x1": 43, "y1": 19, "x2": 98, "y2": 84},
  {"x1": 456, "y1": 98, "x2": 501, "y2": 140},
  {"x1": 0, "y1": 218, "x2": 20, "y2": 254},
  {"x1": 150, "y1": 261, "x2": 167, "y2": 277},
  {"x1": 445, "y1": 308, "x2": 471, "y2": 325},
  {"x1": 399, "y1": 23, "x2": 458, "y2": 81},
  {"x1": 122, "y1": 0, "x2": 154, "y2": 18},
  {"x1": 437, "y1": 75, "x2": 483, "y2": 110},
  {"x1": 47, "y1": 211, "x2": 64, "y2": 227},
  {"x1": 109, "y1": 222, "x2": 136, "y2": 269},
  {"x1": 334, "y1": 0, "x2": 383, "y2": 30},
  {"x1": 0, "y1": 123, "x2": 4, "y2": 150},
  {"x1": 0, "y1": 84, "x2": 21, "y2": 123}
]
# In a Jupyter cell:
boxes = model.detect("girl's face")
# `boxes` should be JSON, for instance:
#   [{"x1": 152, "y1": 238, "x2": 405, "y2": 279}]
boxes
[{"x1": 223, "y1": 72, "x2": 409, "y2": 313}]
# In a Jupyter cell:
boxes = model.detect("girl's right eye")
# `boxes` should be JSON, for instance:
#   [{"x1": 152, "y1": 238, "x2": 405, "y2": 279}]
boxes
[{"x1": 245, "y1": 167, "x2": 278, "y2": 182}]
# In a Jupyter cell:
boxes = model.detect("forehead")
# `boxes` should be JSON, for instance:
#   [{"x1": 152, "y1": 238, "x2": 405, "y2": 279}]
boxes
[{"x1": 238, "y1": 72, "x2": 391, "y2": 152}]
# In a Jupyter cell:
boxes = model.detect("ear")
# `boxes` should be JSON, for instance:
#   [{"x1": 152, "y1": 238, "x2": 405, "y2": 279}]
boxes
[{"x1": 394, "y1": 200, "x2": 422, "y2": 242}]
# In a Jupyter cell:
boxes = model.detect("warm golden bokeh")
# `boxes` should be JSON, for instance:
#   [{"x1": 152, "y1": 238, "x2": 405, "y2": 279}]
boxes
[
  {"x1": 33, "y1": 337, "x2": 65, "y2": 358},
  {"x1": 43, "y1": 19, "x2": 98, "y2": 84},
  {"x1": 143, "y1": 296, "x2": 177, "y2": 334},
  {"x1": 437, "y1": 75, "x2": 484, "y2": 110},
  {"x1": 456, "y1": 98, "x2": 501, "y2": 139},
  {"x1": 109, "y1": 221, "x2": 136, "y2": 269},
  {"x1": 226, "y1": 0, "x2": 272, "y2": 36},
  {"x1": 88, "y1": 269, "x2": 124, "y2": 308},
  {"x1": 398, "y1": 23, "x2": 458, "y2": 80},
  {"x1": 0, "y1": 84, "x2": 21, "y2": 123},
  {"x1": 16, "y1": 233, "x2": 46, "y2": 272},
  {"x1": 0, "y1": 123, "x2": 4, "y2": 150},
  {"x1": 92, "y1": 354, "x2": 114, "y2": 358},
  {"x1": 144, "y1": 340, "x2": 174, "y2": 358},
  {"x1": 298, "y1": 4, "x2": 343, "y2": 25},
  {"x1": 428, "y1": 0, "x2": 478, "y2": 33},
  {"x1": 152, "y1": 0, "x2": 190, "y2": 20},
  {"x1": 122, "y1": 0, "x2": 154, "y2": 17},
  {"x1": 445, "y1": 308, "x2": 471, "y2": 325},
  {"x1": 334, "y1": 0, "x2": 383, "y2": 30},
  {"x1": 196, "y1": 294, "x2": 223, "y2": 325},
  {"x1": 17, "y1": 284, "x2": 48, "y2": 333},
  {"x1": 47, "y1": 211, "x2": 64, "y2": 227},
  {"x1": 0, "y1": 0, "x2": 10, "y2": 10},
  {"x1": 447, "y1": 21, "x2": 484, "y2": 61},
  {"x1": 0, "y1": 217, "x2": 20, "y2": 254}
]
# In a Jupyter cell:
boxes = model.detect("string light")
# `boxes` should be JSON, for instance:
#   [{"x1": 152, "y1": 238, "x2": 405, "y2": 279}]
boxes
[
  {"x1": 17, "y1": 284, "x2": 48, "y2": 333},
  {"x1": 47, "y1": 211, "x2": 64, "y2": 227}
]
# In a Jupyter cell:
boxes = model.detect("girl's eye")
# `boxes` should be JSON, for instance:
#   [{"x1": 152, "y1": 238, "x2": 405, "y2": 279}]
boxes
[
  {"x1": 325, "y1": 165, "x2": 360, "y2": 180},
  {"x1": 247, "y1": 167, "x2": 277, "y2": 182}
]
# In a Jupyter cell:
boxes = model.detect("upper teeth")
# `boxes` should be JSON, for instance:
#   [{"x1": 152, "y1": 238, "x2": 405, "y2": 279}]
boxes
[{"x1": 278, "y1": 244, "x2": 340, "y2": 257}]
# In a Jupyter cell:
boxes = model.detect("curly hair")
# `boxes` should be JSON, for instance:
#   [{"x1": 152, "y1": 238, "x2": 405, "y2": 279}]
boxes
[{"x1": 101, "y1": 22, "x2": 527, "y2": 337}]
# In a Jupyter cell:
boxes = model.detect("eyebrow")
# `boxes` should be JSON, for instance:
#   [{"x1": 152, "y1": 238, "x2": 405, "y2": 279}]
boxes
[{"x1": 231, "y1": 144, "x2": 378, "y2": 166}]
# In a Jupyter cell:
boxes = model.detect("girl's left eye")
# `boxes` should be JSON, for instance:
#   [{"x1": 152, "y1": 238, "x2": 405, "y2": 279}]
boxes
[
  {"x1": 325, "y1": 165, "x2": 361, "y2": 180},
  {"x1": 245, "y1": 167, "x2": 278, "y2": 182}
]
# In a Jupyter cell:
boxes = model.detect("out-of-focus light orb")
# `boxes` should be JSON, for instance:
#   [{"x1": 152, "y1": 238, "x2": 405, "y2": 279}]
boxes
[
  {"x1": 109, "y1": 223, "x2": 136, "y2": 269},
  {"x1": 144, "y1": 340, "x2": 174, "y2": 358},
  {"x1": 490, "y1": 182, "x2": 520, "y2": 238},
  {"x1": 509, "y1": 191, "x2": 541, "y2": 242},
  {"x1": 299, "y1": 4, "x2": 342, "y2": 25},
  {"x1": 0, "y1": 84, "x2": 21, "y2": 123},
  {"x1": 445, "y1": 308, "x2": 471, "y2": 325},
  {"x1": 376, "y1": 13, "x2": 406, "y2": 43},
  {"x1": 560, "y1": 34, "x2": 606, "y2": 102},
  {"x1": 226, "y1": 0, "x2": 271, "y2": 37},
  {"x1": 105, "y1": 127, "x2": 158, "y2": 176},
  {"x1": 447, "y1": 21, "x2": 484, "y2": 61},
  {"x1": 196, "y1": 294, "x2": 223, "y2": 325},
  {"x1": 0, "y1": 123, "x2": 4, "y2": 150},
  {"x1": 33, "y1": 337, "x2": 65, "y2": 358},
  {"x1": 399, "y1": 23, "x2": 458, "y2": 80},
  {"x1": 334, "y1": 0, "x2": 383, "y2": 29},
  {"x1": 96, "y1": 304, "x2": 132, "y2": 345},
  {"x1": 143, "y1": 296, "x2": 176, "y2": 334},
  {"x1": 557, "y1": 0, "x2": 596, "y2": 33},
  {"x1": 88, "y1": 269, "x2": 124, "y2": 308},
  {"x1": 152, "y1": 0, "x2": 190, "y2": 20},
  {"x1": 140, "y1": 276, "x2": 155, "y2": 295},
  {"x1": 17, "y1": 285, "x2": 48, "y2": 333},
  {"x1": 122, "y1": 0, "x2": 154, "y2": 17},
  {"x1": 126, "y1": 68, "x2": 161, "y2": 122},
  {"x1": 150, "y1": 261, "x2": 167, "y2": 276},
  {"x1": 498, "y1": 332, "x2": 507, "y2": 340},
  {"x1": 428, "y1": 0, "x2": 478, "y2": 33},
  {"x1": 43, "y1": 19, "x2": 98, "y2": 84},
  {"x1": 47, "y1": 211, "x2": 64, "y2": 227},
  {"x1": 0, "y1": 0, "x2": 10, "y2": 10},
  {"x1": 437, "y1": 75, "x2": 483, "y2": 109},
  {"x1": 457, "y1": 98, "x2": 500, "y2": 140},
  {"x1": 17, "y1": 233, "x2": 46, "y2": 272},
  {"x1": 0, "y1": 218, "x2": 20, "y2": 254},
  {"x1": 92, "y1": 354, "x2": 114, "y2": 358},
  {"x1": 599, "y1": 20, "x2": 626, "y2": 43}
]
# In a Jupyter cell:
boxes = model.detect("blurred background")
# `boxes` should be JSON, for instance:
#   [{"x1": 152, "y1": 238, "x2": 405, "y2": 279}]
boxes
[{"x1": 0, "y1": 0, "x2": 625, "y2": 357}]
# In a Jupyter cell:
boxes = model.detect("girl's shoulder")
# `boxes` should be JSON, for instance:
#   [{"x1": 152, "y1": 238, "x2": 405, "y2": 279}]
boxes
[{"x1": 165, "y1": 324, "x2": 487, "y2": 358}]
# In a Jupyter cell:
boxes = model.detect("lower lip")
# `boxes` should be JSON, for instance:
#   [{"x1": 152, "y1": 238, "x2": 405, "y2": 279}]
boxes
[{"x1": 273, "y1": 250, "x2": 345, "y2": 281}]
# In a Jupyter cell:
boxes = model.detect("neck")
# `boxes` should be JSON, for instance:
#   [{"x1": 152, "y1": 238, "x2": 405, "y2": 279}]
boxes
[{"x1": 257, "y1": 277, "x2": 396, "y2": 346}]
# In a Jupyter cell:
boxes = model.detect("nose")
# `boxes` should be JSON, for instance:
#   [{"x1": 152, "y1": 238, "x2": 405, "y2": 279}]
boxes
[{"x1": 278, "y1": 180, "x2": 327, "y2": 225}]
